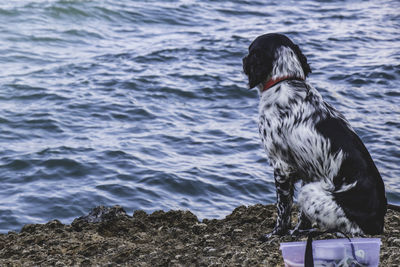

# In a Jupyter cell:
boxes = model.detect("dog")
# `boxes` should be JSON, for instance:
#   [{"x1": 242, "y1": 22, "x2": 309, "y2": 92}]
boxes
[{"x1": 242, "y1": 33, "x2": 387, "y2": 238}]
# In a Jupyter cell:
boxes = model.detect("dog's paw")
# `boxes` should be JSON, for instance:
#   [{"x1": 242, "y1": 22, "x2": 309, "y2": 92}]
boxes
[{"x1": 259, "y1": 226, "x2": 289, "y2": 242}]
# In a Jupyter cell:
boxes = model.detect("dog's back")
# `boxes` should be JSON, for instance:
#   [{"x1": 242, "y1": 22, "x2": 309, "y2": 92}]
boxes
[{"x1": 316, "y1": 113, "x2": 387, "y2": 234}]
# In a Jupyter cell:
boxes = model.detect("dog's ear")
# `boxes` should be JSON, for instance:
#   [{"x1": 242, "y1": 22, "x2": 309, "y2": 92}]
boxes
[
  {"x1": 292, "y1": 44, "x2": 312, "y2": 77},
  {"x1": 242, "y1": 49, "x2": 273, "y2": 89}
]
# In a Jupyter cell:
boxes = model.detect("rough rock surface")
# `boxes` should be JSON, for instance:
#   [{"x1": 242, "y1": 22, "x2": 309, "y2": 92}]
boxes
[{"x1": 0, "y1": 204, "x2": 399, "y2": 266}]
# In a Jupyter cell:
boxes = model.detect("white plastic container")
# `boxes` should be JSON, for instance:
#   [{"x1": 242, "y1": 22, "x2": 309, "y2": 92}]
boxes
[{"x1": 280, "y1": 238, "x2": 381, "y2": 267}]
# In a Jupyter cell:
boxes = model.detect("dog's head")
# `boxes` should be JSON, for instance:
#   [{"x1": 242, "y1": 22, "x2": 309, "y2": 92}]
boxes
[{"x1": 242, "y1": 33, "x2": 311, "y2": 89}]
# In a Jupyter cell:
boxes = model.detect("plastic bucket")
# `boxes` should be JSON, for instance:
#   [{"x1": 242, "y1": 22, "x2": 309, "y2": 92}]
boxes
[{"x1": 280, "y1": 238, "x2": 381, "y2": 267}]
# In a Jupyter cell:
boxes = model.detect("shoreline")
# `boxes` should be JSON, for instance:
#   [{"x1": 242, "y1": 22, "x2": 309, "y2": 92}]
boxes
[{"x1": 0, "y1": 204, "x2": 399, "y2": 266}]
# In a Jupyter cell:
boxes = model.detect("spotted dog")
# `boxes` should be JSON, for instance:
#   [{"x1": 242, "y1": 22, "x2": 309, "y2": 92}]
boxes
[{"x1": 242, "y1": 33, "x2": 387, "y2": 238}]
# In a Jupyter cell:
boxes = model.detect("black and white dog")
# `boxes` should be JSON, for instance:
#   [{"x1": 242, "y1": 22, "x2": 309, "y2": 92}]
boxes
[{"x1": 242, "y1": 33, "x2": 387, "y2": 238}]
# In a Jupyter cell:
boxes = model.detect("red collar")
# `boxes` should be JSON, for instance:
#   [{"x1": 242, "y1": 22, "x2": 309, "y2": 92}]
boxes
[{"x1": 262, "y1": 76, "x2": 304, "y2": 92}]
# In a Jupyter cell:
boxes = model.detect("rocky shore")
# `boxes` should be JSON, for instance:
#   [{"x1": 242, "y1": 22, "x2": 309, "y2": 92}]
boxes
[{"x1": 0, "y1": 204, "x2": 399, "y2": 266}]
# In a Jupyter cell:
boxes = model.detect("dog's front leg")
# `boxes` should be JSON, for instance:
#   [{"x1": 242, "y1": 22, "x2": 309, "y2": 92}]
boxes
[{"x1": 261, "y1": 168, "x2": 294, "y2": 241}]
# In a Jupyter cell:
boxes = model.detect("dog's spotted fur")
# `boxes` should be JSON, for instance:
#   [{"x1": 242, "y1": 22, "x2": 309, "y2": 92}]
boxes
[{"x1": 243, "y1": 33, "x2": 387, "y2": 238}]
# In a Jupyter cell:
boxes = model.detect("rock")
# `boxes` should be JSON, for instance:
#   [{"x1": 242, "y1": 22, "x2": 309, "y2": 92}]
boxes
[
  {"x1": 191, "y1": 223, "x2": 207, "y2": 234},
  {"x1": 0, "y1": 204, "x2": 399, "y2": 266},
  {"x1": 20, "y1": 224, "x2": 39, "y2": 234}
]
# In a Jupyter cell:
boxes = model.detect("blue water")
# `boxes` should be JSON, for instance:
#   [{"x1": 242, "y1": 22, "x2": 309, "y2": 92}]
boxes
[{"x1": 0, "y1": 0, "x2": 399, "y2": 233}]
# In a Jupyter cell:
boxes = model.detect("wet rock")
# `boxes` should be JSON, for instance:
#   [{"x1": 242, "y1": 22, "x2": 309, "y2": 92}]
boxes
[
  {"x1": 73, "y1": 205, "x2": 128, "y2": 224},
  {"x1": 71, "y1": 205, "x2": 130, "y2": 234}
]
